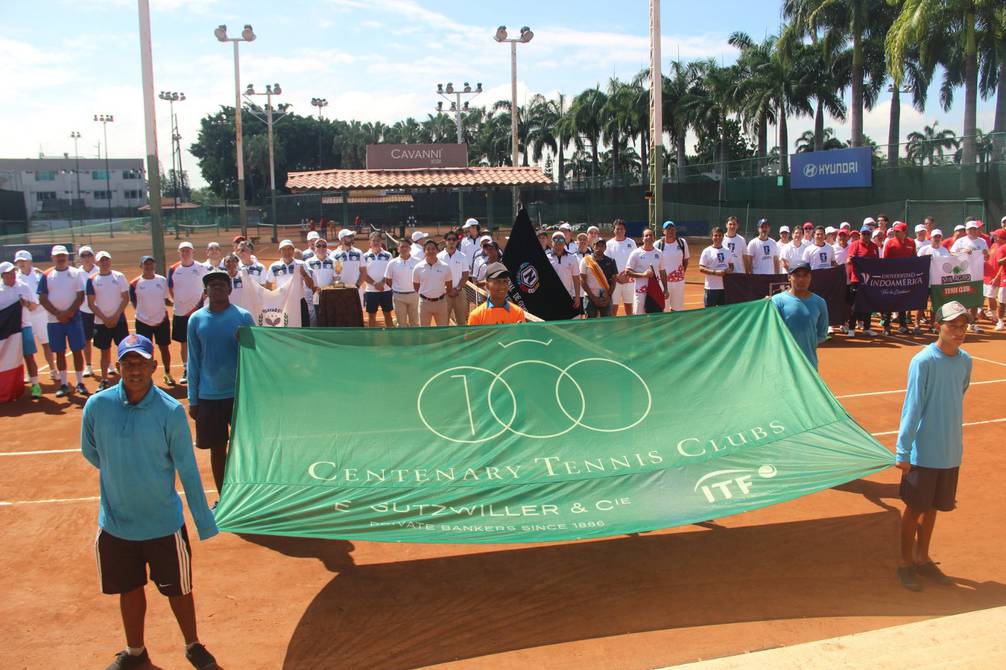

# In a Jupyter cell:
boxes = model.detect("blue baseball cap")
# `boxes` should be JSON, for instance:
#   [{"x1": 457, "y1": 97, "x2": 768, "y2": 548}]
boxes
[
  {"x1": 117, "y1": 333, "x2": 154, "y2": 360},
  {"x1": 661, "y1": 220, "x2": 676, "y2": 229}
]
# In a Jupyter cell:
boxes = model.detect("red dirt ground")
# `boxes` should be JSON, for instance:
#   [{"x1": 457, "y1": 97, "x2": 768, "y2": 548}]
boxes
[{"x1": 2, "y1": 232, "x2": 1004, "y2": 670}]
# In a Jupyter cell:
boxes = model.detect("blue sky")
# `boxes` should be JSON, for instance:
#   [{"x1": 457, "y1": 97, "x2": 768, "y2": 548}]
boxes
[{"x1": 2, "y1": 0, "x2": 996, "y2": 187}]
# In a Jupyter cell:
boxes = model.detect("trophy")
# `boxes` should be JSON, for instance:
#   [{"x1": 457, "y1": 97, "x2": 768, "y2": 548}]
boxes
[{"x1": 333, "y1": 258, "x2": 345, "y2": 288}]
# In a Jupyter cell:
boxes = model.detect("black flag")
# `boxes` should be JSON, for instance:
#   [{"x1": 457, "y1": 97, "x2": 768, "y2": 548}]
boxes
[{"x1": 501, "y1": 208, "x2": 579, "y2": 321}]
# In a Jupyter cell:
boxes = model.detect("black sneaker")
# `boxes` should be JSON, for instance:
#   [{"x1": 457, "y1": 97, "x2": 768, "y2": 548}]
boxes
[
  {"x1": 915, "y1": 560, "x2": 953, "y2": 585},
  {"x1": 898, "y1": 565, "x2": 922, "y2": 592},
  {"x1": 185, "y1": 642, "x2": 219, "y2": 669},
  {"x1": 75, "y1": 382, "x2": 90, "y2": 396},
  {"x1": 55, "y1": 384, "x2": 70, "y2": 398},
  {"x1": 106, "y1": 648, "x2": 151, "y2": 670}
]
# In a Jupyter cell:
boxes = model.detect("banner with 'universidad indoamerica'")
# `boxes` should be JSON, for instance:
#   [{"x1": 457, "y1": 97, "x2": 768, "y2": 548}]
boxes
[{"x1": 215, "y1": 300, "x2": 893, "y2": 543}]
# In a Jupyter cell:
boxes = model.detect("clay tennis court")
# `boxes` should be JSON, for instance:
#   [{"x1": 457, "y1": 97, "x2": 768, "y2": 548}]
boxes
[{"x1": 2, "y1": 231, "x2": 1004, "y2": 669}]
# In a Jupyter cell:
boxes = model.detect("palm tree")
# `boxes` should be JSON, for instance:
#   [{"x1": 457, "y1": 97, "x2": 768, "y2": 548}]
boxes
[
  {"x1": 569, "y1": 87, "x2": 608, "y2": 179},
  {"x1": 526, "y1": 94, "x2": 558, "y2": 178},
  {"x1": 686, "y1": 60, "x2": 741, "y2": 197},
  {"x1": 759, "y1": 34, "x2": 813, "y2": 174},
  {"x1": 729, "y1": 33, "x2": 778, "y2": 160},
  {"x1": 906, "y1": 121, "x2": 959, "y2": 165},
  {"x1": 888, "y1": 0, "x2": 996, "y2": 165},
  {"x1": 795, "y1": 127, "x2": 845, "y2": 151}
]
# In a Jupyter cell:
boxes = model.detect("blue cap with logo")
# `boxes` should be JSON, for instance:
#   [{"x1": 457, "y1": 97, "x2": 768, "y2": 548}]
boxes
[
  {"x1": 117, "y1": 333, "x2": 154, "y2": 360},
  {"x1": 662, "y1": 220, "x2": 676, "y2": 230}
]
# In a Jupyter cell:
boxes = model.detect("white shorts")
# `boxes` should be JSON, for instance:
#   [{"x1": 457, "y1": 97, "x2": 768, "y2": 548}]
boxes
[
  {"x1": 633, "y1": 290, "x2": 648, "y2": 314},
  {"x1": 664, "y1": 281, "x2": 685, "y2": 311},
  {"x1": 983, "y1": 283, "x2": 994, "y2": 299},
  {"x1": 611, "y1": 282, "x2": 634, "y2": 307},
  {"x1": 997, "y1": 286, "x2": 1006, "y2": 303}
]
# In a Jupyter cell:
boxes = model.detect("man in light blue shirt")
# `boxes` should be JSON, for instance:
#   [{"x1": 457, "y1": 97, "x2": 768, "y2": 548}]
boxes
[
  {"x1": 771, "y1": 261, "x2": 829, "y2": 370},
  {"x1": 894, "y1": 300, "x2": 972, "y2": 592},
  {"x1": 187, "y1": 270, "x2": 254, "y2": 494},
  {"x1": 82, "y1": 334, "x2": 219, "y2": 670}
]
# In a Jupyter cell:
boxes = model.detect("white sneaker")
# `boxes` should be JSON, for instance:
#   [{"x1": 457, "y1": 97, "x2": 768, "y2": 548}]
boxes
[
  {"x1": 972, "y1": 324, "x2": 983, "y2": 333},
  {"x1": 107, "y1": 367, "x2": 116, "y2": 376},
  {"x1": 864, "y1": 329, "x2": 878, "y2": 337},
  {"x1": 995, "y1": 321, "x2": 1005, "y2": 332},
  {"x1": 82, "y1": 365, "x2": 93, "y2": 378}
]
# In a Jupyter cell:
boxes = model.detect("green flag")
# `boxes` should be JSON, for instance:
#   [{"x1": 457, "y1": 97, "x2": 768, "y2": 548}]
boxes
[{"x1": 215, "y1": 300, "x2": 893, "y2": 543}]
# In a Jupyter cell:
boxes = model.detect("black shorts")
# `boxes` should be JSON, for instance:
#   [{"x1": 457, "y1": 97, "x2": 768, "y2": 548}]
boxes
[
  {"x1": 172, "y1": 314, "x2": 190, "y2": 343},
  {"x1": 95, "y1": 525, "x2": 192, "y2": 597},
  {"x1": 364, "y1": 290, "x2": 394, "y2": 314},
  {"x1": 704, "y1": 288, "x2": 726, "y2": 307},
  {"x1": 81, "y1": 311, "x2": 96, "y2": 340},
  {"x1": 135, "y1": 318, "x2": 171, "y2": 346},
  {"x1": 900, "y1": 465, "x2": 959, "y2": 512},
  {"x1": 93, "y1": 315, "x2": 129, "y2": 350},
  {"x1": 195, "y1": 397, "x2": 234, "y2": 450}
]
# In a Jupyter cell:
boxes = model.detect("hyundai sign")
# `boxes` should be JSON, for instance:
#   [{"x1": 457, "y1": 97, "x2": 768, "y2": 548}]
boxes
[{"x1": 790, "y1": 146, "x2": 872, "y2": 189}]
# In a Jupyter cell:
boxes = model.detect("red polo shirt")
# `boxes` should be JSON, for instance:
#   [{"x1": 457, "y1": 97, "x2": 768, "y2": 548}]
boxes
[
  {"x1": 883, "y1": 235, "x2": 917, "y2": 259},
  {"x1": 846, "y1": 239, "x2": 879, "y2": 284}
]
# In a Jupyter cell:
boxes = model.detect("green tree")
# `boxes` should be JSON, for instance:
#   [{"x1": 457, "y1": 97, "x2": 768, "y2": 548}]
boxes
[
  {"x1": 906, "y1": 121, "x2": 959, "y2": 164},
  {"x1": 795, "y1": 127, "x2": 846, "y2": 151},
  {"x1": 569, "y1": 87, "x2": 608, "y2": 178}
]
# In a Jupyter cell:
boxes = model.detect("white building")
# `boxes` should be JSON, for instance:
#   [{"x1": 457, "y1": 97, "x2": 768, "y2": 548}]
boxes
[{"x1": 0, "y1": 157, "x2": 146, "y2": 219}]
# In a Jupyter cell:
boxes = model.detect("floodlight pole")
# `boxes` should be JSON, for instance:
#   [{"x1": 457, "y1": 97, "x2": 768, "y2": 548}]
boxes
[
  {"x1": 649, "y1": 0, "x2": 663, "y2": 230},
  {"x1": 94, "y1": 114, "x2": 115, "y2": 237},
  {"x1": 436, "y1": 82, "x2": 481, "y2": 227},
  {"x1": 246, "y1": 84, "x2": 288, "y2": 242},
  {"x1": 494, "y1": 26, "x2": 533, "y2": 219},
  {"x1": 70, "y1": 131, "x2": 82, "y2": 232},
  {"x1": 215, "y1": 24, "x2": 256, "y2": 238},
  {"x1": 138, "y1": 0, "x2": 166, "y2": 273}
]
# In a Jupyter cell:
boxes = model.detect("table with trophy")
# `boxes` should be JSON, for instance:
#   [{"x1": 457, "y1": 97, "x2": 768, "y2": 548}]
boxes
[{"x1": 314, "y1": 256, "x2": 364, "y2": 327}]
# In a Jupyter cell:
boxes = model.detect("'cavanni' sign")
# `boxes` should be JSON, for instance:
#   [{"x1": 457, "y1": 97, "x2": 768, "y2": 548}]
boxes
[{"x1": 366, "y1": 143, "x2": 468, "y2": 169}]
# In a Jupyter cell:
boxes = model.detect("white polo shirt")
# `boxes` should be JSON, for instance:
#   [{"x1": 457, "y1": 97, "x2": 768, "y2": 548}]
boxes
[
  {"x1": 699, "y1": 245, "x2": 731, "y2": 290},
  {"x1": 625, "y1": 247, "x2": 662, "y2": 292},
  {"x1": 240, "y1": 260, "x2": 268, "y2": 285},
  {"x1": 385, "y1": 255, "x2": 419, "y2": 292},
  {"x1": 37, "y1": 266, "x2": 86, "y2": 322},
  {"x1": 78, "y1": 264, "x2": 97, "y2": 314},
  {"x1": 548, "y1": 250, "x2": 580, "y2": 297},
  {"x1": 363, "y1": 249, "x2": 393, "y2": 292},
  {"x1": 130, "y1": 274, "x2": 169, "y2": 326},
  {"x1": 168, "y1": 261, "x2": 208, "y2": 316},
  {"x1": 802, "y1": 243, "x2": 836, "y2": 270},
  {"x1": 437, "y1": 248, "x2": 469, "y2": 288},
  {"x1": 723, "y1": 234, "x2": 747, "y2": 272},
  {"x1": 0, "y1": 278, "x2": 36, "y2": 327},
  {"x1": 306, "y1": 254, "x2": 338, "y2": 304},
  {"x1": 85, "y1": 270, "x2": 129, "y2": 319},
  {"x1": 779, "y1": 240, "x2": 808, "y2": 269},
  {"x1": 656, "y1": 238, "x2": 690, "y2": 282},
  {"x1": 413, "y1": 259, "x2": 451, "y2": 299},
  {"x1": 746, "y1": 237, "x2": 779, "y2": 275},
  {"x1": 460, "y1": 235, "x2": 480, "y2": 269},
  {"x1": 331, "y1": 246, "x2": 363, "y2": 286},
  {"x1": 604, "y1": 237, "x2": 637, "y2": 271},
  {"x1": 832, "y1": 242, "x2": 851, "y2": 265}
]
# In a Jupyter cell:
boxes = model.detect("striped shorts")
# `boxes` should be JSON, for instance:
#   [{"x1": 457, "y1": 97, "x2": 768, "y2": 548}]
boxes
[{"x1": 95, "y1": 525, "x2": 192, "y2": 597}]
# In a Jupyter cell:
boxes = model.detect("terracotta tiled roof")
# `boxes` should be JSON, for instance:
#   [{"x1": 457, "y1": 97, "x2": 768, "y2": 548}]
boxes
[
  {"x1": 286, "y1": 167, "x2": 551, "y2": 191},
  {"x1": 320, "y1": 192, "x2": 415, "y2": 205}
]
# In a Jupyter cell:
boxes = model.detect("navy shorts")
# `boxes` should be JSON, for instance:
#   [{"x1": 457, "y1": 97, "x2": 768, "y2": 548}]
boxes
[
  {"x1": 136, "y1": 318, "x2": 171, "y2": 346},
  {"x1": 46, "y1": 313, "x2": 86, "y2": 354},
  {"x1": 900, "y1": 465, "x2": 959, "y2": 513},
  {"x1": 704, "y1": 289, "x2": 726, "y2": 307},
  {"x1": 95, "y1": 525, "x2": 192, "y2": 597},
  {"x1": 171, "y1": 314, "x2": 190, "y2": 343},
  {"x1": 364, "y1": 290, "x2": 394, "y2": 314},
  {"x1": 81, "y1": 311, "x2": 96, "y2": 340},
  {"x1": 195, "y1": 397, "x2": 234, "y2": 451},
  {"x1": 93, "y1": 315, "x2": 129, "y2": 350}
]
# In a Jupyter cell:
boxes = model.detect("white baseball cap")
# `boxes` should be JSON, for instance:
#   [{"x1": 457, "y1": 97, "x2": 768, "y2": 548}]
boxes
[
  {"x1": 587, "y1": 225, "x2": 600, "y2": 233},
  {"x1": 872, "y1": 229, "x2": 884, "y2": 238},
  {"x1": 95, "y1": 250, "x2": 111, "y2": 261},
  {"x1": 839, "y1": 221, "x2": 851, "y2": 230},
  {"x1": 965, "y1": 220, "x2": 979, "y2": 229},
  {"x1": 779, "y1": 225, "x2": 791, "y2": 233},
  {"x1": 411, "y1": 231, "x2": 428, "y2": 242},
  {"x1": 0, "y1": 261, "x2": 14, "y2": 274},
  {"x1": 914, "y1": 224, "x2": 927, "y2": 233},
  {"x1": 306, "y1": 231, "x2": 320, "y2": 240},
  {"x1": 863, "y1": 216, "x2": 876, "y2": 227},
  {"x1": 278, "y1": 239, "x2": 295, "y2": 249},
  {"x1": 1001, "y1": 215, "x2": 1006, "y2": 224},
  {"x1": 558, "y1": 222, "x2": 572, "y2": 231},
  {"x1": 936, "y1": 300, "x2": 972, "y2": 323},
  {"x1": 931, "y1": 228, "x2": 944, "y2": 237},
  {"x1": 78, "y1": 245, "x2": 94, "y2": 256},
  {"x1": 477, "y1": 235, "x2": 492, "y2": 246},
  {"x1": 14, "y1": 250, "x2": 32, "y2": 262},
  {"x1": 178, "y1": 241, "x2": 194, "y2": 250},
  {"x1": 954, "y1": 224, "x2": 966, "y2": 232},
  {"x1": 338, "y1": 228, "x2": 354, "y2": 240},
  {"x1": 51, "y1": 245, "x2": 69, "y2": 256},
  {"x1": 462, "y1": 218, "x2": 478, "y2": 229},
  {"x1": 824, "y1": 226, "x2": 837, "y2": 235}
]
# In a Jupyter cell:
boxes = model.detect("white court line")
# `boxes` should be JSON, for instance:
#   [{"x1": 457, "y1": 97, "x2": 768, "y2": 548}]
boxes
[
  {"x1": 837, "y1": 378, "x2": 1006, "y2": 399},
  {"x1": 887, "y1": 334, "x2": 1006, "y2": 368},
  {"x1": 0, "y1": 489, "x2": 216, "y2": 507},
  {"x1": 0, "y1": 448, "x2": 79, "y2": 457},
  {"x1": 871, "y1": 417, "x2": 1006, "y2": 437}
]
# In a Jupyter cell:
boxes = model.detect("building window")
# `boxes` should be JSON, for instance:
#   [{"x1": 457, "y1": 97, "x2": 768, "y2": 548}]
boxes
[
  {"x1": 93, "y1": 190, "x2": 112, "y2": 200},
  {"x1": 36, "y1": 191, "x2": 58, "y2": 201},
  {"x1": 92, "y1": 170, "x2": 110, "y2": 180},
  {"x1": 125, "y1": 189, "x2": 145, "y2": 199},
  {"x1": 121, "y1": 169, "x2": 143, "y2": 180},
  {"x1": 35, "y1": 170, "x2": 57, "y2": 181}
]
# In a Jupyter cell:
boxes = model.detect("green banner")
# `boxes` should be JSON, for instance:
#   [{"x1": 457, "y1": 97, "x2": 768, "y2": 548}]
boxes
[
  {"x1": 215, "y1": 300, "x2": 893, "y2": 543},
  {"x1": 931, "y1": 280, "x2": 984, "y2": 312}
]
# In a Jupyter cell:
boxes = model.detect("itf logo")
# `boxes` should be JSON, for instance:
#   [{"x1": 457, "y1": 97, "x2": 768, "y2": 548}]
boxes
[{"x1": 694, "y1": 465, "x2": 778, "y2": 503}]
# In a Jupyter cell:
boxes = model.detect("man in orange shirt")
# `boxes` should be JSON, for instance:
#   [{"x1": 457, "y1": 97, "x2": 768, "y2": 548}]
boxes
[{"x1": 467, "y1": 263, "x2": 526, "y2": 325}]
